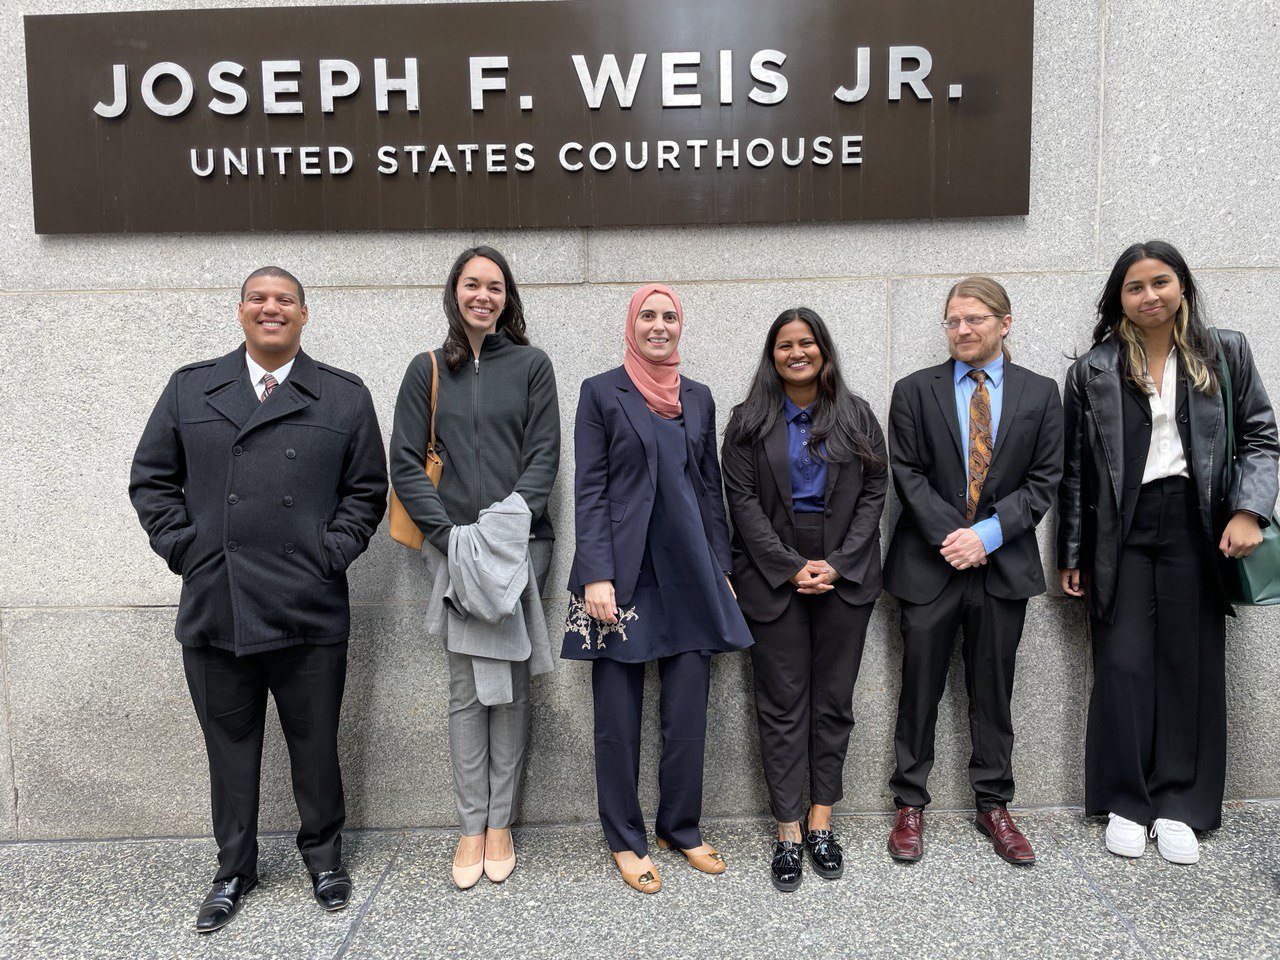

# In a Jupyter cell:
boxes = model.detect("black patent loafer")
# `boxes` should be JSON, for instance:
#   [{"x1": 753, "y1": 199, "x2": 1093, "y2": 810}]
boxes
[
  {"x1": 311, "y1": 865, "x2": 353, "y2": 911},
  {"x1": 770, "y1": 840, "x2": 803, "y2": 892},
  {"x1": 805, "y1": 829, "x2": 844, "y2": 880},
  {"x1": 195, "y1": 874, "x2": 257, "y2": 934}
]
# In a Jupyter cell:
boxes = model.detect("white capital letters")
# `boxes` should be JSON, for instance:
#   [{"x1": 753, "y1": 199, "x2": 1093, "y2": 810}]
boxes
[
  {"x1": 889, "y1": 46, "x2": 933, "y2": 101},
  {"x1": 375, "y1": 58, "x2": 420, "y2": 112},
  {"x1": 320, "y1": 60, "x2": 361, "y2": 113},
  {"x1": 208, "y1": 61, "x2": 247, "y2": 115},
  {"x1": 141, "y1": 62, "x2": 194, "y2": 117},
  {"x1": 470, "y1": 56, "x2": 508, "y2": 110},
  {"x1": 93, "y1": 64, "x2": 128, "y2": 118},
  {"x1": 661, "y1": 52, "x2": 701, "y2": 107},
  {"x1": 571, "y1": 54, "x2": 647, "y2": 109},
  {"x1": 262, "y1": 60, "x2": 303, "y2": 114}
]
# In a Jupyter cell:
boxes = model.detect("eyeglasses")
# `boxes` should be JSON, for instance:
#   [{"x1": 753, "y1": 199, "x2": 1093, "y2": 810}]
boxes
[{"x1": 941, "y1": 313, "x2": 1000, "y2": 330}]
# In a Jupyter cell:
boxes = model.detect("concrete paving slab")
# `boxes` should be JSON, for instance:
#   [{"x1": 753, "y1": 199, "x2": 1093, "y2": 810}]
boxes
[
  {"x1": 1049, "y1": 804, "x2": 1280, "y2": 960},
  {"x1": 343, "y1": 813, "x2": 1144, "y2": 960},
  {"x1": 0, "y1": 829, "x2": 401, "y2": 960},
  {"x1": 4, "y1": 806, "x2": 1279, "y2": 960}
]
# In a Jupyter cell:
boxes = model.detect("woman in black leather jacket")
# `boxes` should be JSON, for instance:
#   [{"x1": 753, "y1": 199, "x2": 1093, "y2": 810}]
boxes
[{"x1": 1057, "y1": 240, "x2": 1278, "y2": 865}]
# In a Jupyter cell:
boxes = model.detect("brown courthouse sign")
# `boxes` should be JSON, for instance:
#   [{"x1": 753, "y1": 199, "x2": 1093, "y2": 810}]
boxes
[{"x1": 24, "y1": 0, "x2": 1033, "y2": 234}]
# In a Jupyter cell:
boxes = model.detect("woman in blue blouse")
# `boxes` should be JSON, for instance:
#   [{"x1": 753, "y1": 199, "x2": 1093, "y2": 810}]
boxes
[
  {"x1": 563, "y1": 283, "x2": 753, "y2": 894},
  {"x1": 722, "y1": 307, "x2": 887, "y2": 891}
]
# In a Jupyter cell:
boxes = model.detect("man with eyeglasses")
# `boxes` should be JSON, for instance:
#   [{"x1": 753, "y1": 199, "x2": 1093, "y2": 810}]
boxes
[{"x1": 882, "y1": 276, "x2": 1063, "y2": 866}]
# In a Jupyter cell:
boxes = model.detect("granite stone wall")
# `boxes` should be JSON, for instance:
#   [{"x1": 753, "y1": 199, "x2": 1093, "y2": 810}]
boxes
[{"x1": 2, "y1": 0, "x2": 1278, "y2": 840}]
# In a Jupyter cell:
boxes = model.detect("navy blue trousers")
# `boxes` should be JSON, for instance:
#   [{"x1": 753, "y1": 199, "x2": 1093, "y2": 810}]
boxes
[{"x1": 592, "y1": 651, "x2": 711, "y2": 856}]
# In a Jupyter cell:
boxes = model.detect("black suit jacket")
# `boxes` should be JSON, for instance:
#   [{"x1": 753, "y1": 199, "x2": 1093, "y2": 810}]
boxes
[
  {"x1": 722, "y1": 402, "x2": 888, "y2": 622},
  {"x1": 883, "y1": 359, "x2": 1064, "y2": 604},
  {"x1": 567, "y1": 366, "x2": 732, "y2": 606},
  {"x1": 129, "y1": 345, "x2": 388, "y2": 656}
]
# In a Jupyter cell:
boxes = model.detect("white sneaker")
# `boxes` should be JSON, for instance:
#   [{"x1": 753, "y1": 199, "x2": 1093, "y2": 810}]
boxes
[
  {"x1": 1150, "y1": 818, "x2": 1200, "y2": 864},
  {"x1": 1105, "y1": 813, "x2": 1146, "y2": 857}
]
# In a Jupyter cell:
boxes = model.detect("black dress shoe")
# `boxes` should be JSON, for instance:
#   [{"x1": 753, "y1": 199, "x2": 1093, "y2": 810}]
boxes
[
  {"x1": 805, "y1": 828, "x2": 844, "y2": 880},
  {"x1": 195, "y1": 874, "x2": 257, "y2": 934},
  {"x1": 770, "y1": 840, "x2": 803, "y2": 892},
  {"x1": 311, "y1": 865, "x2": 353, "y2": 911}
]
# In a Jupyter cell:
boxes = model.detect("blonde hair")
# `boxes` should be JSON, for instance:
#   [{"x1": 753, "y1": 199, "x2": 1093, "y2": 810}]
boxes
[
  {"x1": 1117, "y1": 298, "x2": 1216, "y2": 395},
  {"x1": 945, "y1": 276, "x2": 1012, "y2": 360}
]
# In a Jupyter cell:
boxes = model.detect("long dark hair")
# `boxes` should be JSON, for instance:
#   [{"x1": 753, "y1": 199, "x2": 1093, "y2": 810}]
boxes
[
  {"x1": 1092, "y1": 239, "x2": 1217, "y2": 396},
  {"x1": 441, "y1": 245, "x2": 529, "y2": 371},
  {"x1": 725, "y1": 307, "x2": 884, "y2": 469}
]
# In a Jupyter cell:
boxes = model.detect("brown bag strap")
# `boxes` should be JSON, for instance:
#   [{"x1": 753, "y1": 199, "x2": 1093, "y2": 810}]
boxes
[{"x1": 428, "y1": 350, "x2": 439, "y2": 456}]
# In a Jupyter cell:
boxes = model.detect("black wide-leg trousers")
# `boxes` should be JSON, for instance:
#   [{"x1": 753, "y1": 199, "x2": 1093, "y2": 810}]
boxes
[
  {"x1": 889, "y1": 569, "x2": 1027, "y2": 812},
  {"x1": 747, "y1": 513, "x2": 874, "y2": 823},
  {"x1": 1086, "y1": 476, "x2": 1227, "y2": 831},
  {"x1": 183, "y1": 642, "x2": 348, "y2": 882},
  {"x1": 592, "y1": 651, "x2": 711, "y2": 856}
]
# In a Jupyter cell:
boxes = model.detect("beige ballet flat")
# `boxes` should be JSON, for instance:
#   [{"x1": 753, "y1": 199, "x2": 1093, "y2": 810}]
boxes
[
  {"x1": 451, "y1": 857, "x2": 484, "y2": 890},
  {"x1": 484, "y1": 851, "x2": 516, "y2": 883},
  {"x1": 451, "y1": 836, "x2": 485, "y2": 890}
]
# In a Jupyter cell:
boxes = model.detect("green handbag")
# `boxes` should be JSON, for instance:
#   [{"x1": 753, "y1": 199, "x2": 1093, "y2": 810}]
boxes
[{"x1": 1212, "y1": 329, "x2": 1280, "y2": 605}]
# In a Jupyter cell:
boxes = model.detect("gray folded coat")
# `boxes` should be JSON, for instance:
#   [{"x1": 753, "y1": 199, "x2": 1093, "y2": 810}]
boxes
[{"x1": 424, "y1": 491, "x2": 553, "y2": 705}]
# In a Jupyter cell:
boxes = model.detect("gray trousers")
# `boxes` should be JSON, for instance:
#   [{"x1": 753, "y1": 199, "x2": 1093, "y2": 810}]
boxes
[
  {"x1": 448, "y1": 650, "x2": 530, "y2": 833},
  {"x1": 434, "y1": 538, "x2": 551, "y2": 835}
]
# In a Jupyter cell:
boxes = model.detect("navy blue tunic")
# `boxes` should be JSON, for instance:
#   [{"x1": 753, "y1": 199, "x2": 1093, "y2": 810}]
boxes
[{"x1": 563, "y1": 412, "x2": 753, "y2": 662}]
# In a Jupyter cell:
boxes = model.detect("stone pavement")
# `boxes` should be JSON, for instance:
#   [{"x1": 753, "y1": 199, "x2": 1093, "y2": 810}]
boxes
[{"x1": 3, "y1": 803, "x2": 1277, "y2": 960}]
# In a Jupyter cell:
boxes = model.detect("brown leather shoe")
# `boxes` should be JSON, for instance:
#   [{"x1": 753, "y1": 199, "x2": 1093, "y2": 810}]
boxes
[
  {"x1": 975, "y1": 806, "x2": 1036, "y2": 865},
  {"x1": 888, "y1": 806, "x2": 924, "y2": 862}
]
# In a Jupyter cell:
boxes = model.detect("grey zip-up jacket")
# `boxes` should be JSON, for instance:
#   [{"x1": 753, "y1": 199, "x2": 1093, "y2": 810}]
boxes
[{"x1": 391, "y1": 332, "x2": 560, "y2": 553}]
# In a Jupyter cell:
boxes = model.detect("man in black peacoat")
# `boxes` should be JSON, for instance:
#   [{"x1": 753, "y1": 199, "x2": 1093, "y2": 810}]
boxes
[
  {"x1": 130, "y1": 267, "x2": 387, "y2": 933},
  {"x1": 881, "y1": 279, "x2": 1062, "y2": 867}
]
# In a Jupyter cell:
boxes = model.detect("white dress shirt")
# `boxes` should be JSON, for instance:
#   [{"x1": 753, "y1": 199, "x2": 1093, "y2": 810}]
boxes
[
  {"x1": 1141, "y1": 348, "x2": 1190, "y2": 484},
  {"x1": 245, "y1": 353, "x2": 296, "y2": 401}
]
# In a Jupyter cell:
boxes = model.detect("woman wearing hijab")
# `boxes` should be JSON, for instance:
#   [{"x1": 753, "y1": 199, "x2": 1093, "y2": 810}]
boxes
[
  {"x1": 563, "y1": 283, "x2": 753, "y2": 894},
  {"x1": 722, "y1": 307, "x2": 887, "y2": 891}
]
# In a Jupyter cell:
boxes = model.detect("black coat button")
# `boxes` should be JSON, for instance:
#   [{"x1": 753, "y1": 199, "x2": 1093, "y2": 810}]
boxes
[
  {"x1": 232, "y1": 445, "x2": 244, "y2": 456},
  {"x1": 227, "y1": 541, "x2": 238, "y2": 552},
  {"x1": 283, "y1": 496, "x2": 294, "y2": 507},
  {"x1": 284, "y1": 542, "x2": 295, "y2": 554},
  {"x1": 825, "y1": 509, "x2": 833, "y2": 517},
  {"x1": 285, "y1": 449, "x2": 297, "y2": 459},
  {"x1": 227, "y1": 494, "x2": 239, "y2": 504}
]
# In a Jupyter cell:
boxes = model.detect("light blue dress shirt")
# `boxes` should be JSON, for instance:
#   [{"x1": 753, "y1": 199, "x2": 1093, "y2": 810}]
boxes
[{"x1": 953, "y1": 355, "x2": 1004, "y2": 554}]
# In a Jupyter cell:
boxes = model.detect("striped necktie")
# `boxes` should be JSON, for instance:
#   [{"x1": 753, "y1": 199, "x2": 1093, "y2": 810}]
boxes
[
  {"x1": 261, "y1": 372, "x2": 278, "y2": 402},
  {"x1": 965, "y1": 369, "x2": 992, "y2": 521}
]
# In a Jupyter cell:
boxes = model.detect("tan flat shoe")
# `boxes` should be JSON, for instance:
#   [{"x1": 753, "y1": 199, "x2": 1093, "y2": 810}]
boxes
[
  {"x1": 656, "y1": 836, "x2": 727, "y2": 874},
  {"x1": 451, "y1": 836, "x2": 485, "y2": 890},
  {"x1": 612, "y1": 853, "x2": 661, "y2": 894},
  {"x1": 484, "y1": 851, "x2": 516, "y2": 883},
  {"x1": 451, "y1": 858, "x2": 484, "y2": 890}
]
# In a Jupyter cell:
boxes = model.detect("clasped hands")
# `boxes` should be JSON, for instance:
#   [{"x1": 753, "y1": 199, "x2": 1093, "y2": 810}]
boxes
[
  {"x1": 790, "y1": 559, "x2": 839, "y2": 594},
  {"x1": 940, "y1": 527, "x2": 987, "y2": 571}
]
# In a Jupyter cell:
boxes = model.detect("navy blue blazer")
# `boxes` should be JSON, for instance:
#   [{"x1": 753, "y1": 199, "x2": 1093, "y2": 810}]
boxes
[{"x1": 568, "y1": 366, "x2": 733, "y2": 606}]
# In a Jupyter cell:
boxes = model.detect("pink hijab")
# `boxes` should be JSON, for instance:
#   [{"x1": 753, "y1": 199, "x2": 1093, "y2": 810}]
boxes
[{"x1": 623, "y1": 283, "x2": 684, "y2": 419}]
